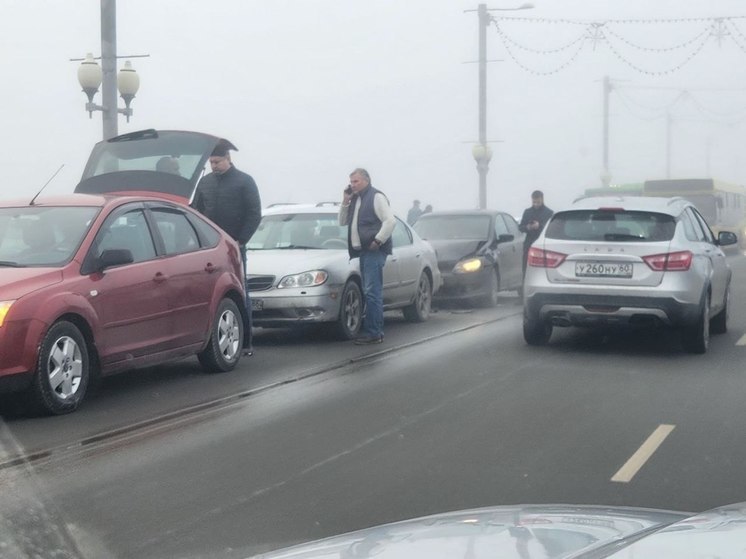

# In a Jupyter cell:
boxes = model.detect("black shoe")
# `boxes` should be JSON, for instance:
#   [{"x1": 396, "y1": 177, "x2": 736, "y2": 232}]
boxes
[
  {"x1": 353, "y1": 335, "x2": 384, "y2": 345},
  {"x1": 242, "y1": 346, "x2": 254, "y2": 356}
]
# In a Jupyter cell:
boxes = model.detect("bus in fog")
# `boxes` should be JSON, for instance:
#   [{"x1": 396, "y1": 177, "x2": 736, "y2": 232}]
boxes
[
  {"x1": 582, "y1": 182, "x2": 643, "y2": 198},
  {"x1": 643, "y1": 178, "x2": 746, "y2": 247}
]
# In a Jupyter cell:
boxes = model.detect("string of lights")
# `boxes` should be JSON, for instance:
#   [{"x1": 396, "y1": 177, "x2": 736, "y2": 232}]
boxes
[
  {"x1": 614, "y1": 88, "x2": 683, "y2": 115},
  {"x1": 491, "y1": 20, "x2": 588, "y2": 75},
  {"x1": 724, "y1": 20, "x2": 746, "y2": 53},
  {"x1": 490, "y1": 15, "x2": 746, "y2": 75},
  {"x1": 494, "y1": 15, "x2": 746, "y2": 25},
  {"x1": 612, "y1": 86, "x2": 746, "y2": 127},
  {"x1": 726, "y1": 18, "x2": 746, "y2": 41},
  {"x1": 603, "y1": 25, "x2": 711, "y2": 53},
  {"x1": 491, "y1": 20, "x2": 587, "y2": 54},
  {"x1": 613, "y1": 92, "x2": 668, "y2": 122},
  {"x1": 686, "y1": 93, "x2": 746, "y2": 121},
  {"x1": 603, "y1": 29, "x2": 711, "y2": 75}
]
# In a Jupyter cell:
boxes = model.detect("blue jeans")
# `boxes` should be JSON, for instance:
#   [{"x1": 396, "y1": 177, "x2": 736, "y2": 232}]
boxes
[{"x1": 359, "y1": 250, "x2": 387, "y2": 338}]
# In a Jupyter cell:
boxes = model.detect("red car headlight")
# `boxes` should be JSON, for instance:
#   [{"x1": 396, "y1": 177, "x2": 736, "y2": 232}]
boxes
[{"x1": 0, "y1": 301, "x2": 15, "y2": 327}]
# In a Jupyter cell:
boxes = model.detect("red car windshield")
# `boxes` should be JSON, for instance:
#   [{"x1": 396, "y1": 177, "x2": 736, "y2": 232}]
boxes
[{"x1": 0, "y1": 206, "x2": 100, "y2": 267}]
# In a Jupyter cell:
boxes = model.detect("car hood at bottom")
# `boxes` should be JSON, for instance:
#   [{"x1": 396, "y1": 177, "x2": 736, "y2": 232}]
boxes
[
  {"x1": 0, "y1": 268, "x2": 63, "y2": 300},
  {"x1": 252, "y1": 502, "x2": 746, "y2": 559}
]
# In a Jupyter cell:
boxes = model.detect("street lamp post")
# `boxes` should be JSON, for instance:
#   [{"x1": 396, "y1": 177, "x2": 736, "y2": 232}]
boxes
[
  {"x1": 472, "y1": 143, "x2": 493, "y2": 209},
  {"x1": 75, "y1": 0, "x2": 142, "y2": 140},
  {"x1": 470, "y1": 2, "x2": 534, "y2": 209}
]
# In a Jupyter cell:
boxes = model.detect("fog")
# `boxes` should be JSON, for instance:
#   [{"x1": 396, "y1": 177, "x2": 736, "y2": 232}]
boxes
[{"x1": 1, "y1": 0, "x2": 745, "y2": 218}]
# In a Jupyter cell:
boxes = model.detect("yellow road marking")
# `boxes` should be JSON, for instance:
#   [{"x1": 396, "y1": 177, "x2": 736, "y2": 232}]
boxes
[{"x1": 611, "y1": 424, "x2": 676, "y2": 483}]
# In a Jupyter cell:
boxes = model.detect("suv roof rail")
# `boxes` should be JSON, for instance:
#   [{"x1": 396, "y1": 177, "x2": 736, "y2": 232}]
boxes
[
  {"x1": 266, "y1": 202, "x2": 301, "y2": 208},
  {"x1": 316, "y1": 201, "x2": 341, "y2": 207}
]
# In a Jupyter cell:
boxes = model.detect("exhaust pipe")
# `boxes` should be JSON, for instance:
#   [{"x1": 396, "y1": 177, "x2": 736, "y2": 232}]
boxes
[{"x1": 551, "y1": 315, "x2": 572, "y2": 327}]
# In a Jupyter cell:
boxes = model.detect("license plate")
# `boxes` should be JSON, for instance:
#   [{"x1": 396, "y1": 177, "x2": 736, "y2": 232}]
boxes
[
  {"x1": 251, "y1": 298, "x2": 264, "y2": 311},
  {"x1": 575, "y1": 262, "x2": 633, "y2": 278}
]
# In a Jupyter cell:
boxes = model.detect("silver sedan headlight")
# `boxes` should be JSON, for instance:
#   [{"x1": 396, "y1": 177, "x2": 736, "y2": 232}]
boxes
[{"x1": 277, "y1": 270, "x2": 329, "y2": 288}]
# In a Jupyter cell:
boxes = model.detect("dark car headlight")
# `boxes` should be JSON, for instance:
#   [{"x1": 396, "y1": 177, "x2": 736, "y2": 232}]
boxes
[
  {"x1": 453, "y1": 258, "x2": 483, "y2": 274},
  {"x1": 277, "y1": 270, "x2": 329, "y2": 288}
]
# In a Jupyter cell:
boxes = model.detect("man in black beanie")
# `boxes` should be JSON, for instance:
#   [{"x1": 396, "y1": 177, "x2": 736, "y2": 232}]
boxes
[{"x1": 192, "y1": 138, "x2": 262, "y2": 355}]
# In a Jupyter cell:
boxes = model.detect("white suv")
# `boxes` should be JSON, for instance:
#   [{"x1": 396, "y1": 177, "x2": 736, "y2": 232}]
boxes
[{"x1": 522, "y1": 196, "x2": 738, "y2": 353}]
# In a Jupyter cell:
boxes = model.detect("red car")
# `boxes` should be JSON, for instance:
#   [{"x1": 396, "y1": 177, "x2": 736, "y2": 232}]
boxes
[{"x1": 0, "y1": 130, "x2": 248, "y2": 414}]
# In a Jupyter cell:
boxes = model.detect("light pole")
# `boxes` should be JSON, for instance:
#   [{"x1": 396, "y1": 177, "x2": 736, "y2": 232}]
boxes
[
  {"x1": 601, "y1": 75, "x2": 612, "y2": 187},
  {"x1": 469, "y1": 2, "x2": 534, "y2": 209},
  {"x1": 472, "y1": 143, "x2": 493, "y2": 209},
  {"x1": 75, "y1": 0, "x2": 144, "y2": 140}
]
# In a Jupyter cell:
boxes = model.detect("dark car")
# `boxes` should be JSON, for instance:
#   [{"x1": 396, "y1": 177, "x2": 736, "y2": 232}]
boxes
[
  {"x1": 0, "y1": 130, "x2": 248, "y2": 414},
  {"x1": 413, "y1": 210, "x2": 524, "y2": 307}
]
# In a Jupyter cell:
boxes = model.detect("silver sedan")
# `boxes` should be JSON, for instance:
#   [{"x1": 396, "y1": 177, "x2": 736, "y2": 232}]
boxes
[{"x1": 246, "y1": 204, "x2": 442, "y2": 339}]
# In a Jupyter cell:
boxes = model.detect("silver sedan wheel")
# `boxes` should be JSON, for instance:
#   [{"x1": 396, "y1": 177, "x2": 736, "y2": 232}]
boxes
[
  {"x1": 47, "y1": 335, "x2": 84, "y2": 401},
  {"x1": 403, "y1": 273, "x2": 432, "y2": 322},
  {"x1": 342, "y1": 284, "x2": 363, "y2": 332}
]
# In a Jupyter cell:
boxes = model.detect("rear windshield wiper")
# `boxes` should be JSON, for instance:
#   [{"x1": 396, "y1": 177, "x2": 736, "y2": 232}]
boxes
[{"x1": 0, "y1": 260, "x2": 23, "y2": 267}]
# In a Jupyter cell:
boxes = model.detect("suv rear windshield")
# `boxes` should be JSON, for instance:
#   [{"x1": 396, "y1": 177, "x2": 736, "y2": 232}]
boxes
[{"x1": 545, "y1": 210, "x2": 676, "y2": 242}]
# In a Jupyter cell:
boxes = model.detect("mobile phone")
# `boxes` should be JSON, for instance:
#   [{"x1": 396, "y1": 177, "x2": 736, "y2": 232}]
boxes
[{"x1": 344, "y1": 185, "x2": 352, "y2": 194}]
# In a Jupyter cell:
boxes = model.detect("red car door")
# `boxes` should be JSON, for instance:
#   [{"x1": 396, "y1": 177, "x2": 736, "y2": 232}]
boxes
[
  {"x1": 85, "y1": 208, "x2": 175, "y2": 365},
  {"x1": 149, "y1": 207, "x2": 217, "y2": 347}
]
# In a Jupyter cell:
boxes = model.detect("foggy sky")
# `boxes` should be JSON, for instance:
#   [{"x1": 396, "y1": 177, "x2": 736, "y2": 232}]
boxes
[{"x1": 2, "y1": 0, "x2": 745, "y2": 218}]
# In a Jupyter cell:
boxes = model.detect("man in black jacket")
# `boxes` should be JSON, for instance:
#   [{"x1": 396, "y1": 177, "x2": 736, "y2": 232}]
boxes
[
  {"x1": 192, "y1": 139, "x2": 262, "y2": 354},
  {"x1": 518, "y1": 190, "x2": 553, "y2": 281}
]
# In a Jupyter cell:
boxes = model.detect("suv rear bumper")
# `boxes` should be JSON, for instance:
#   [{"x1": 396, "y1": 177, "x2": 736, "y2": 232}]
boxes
[{"x1": 524, "y1": 292, "x2": 701, "y2": 328}]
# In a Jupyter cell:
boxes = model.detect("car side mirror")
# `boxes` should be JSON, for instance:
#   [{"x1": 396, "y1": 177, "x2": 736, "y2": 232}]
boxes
[
  {"x1": 716, "y1": 230, "x2": 737, "y2": 247},
  {"x1": 497, "y1": 234, "x2": 514, "y2": 244},
  {"x1": 98, "y1": 248, "x2": 134, "y2": 271}
]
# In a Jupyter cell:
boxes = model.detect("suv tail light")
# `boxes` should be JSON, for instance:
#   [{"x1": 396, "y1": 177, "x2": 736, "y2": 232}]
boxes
[
  {"x1": 643, "y1": 250, "x2": 693, "y2": 271},
  {"x1": 528, "y1": 247, "x2": 567, "y2": 268}
]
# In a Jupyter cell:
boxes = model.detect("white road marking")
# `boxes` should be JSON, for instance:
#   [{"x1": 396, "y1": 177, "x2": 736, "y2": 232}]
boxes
[
  {"x1": 736, "y1": 334, "x2": 746, "y2": 346},
  {"x1": 611, "y1": 424, "x2": 676, "y2": 483}
]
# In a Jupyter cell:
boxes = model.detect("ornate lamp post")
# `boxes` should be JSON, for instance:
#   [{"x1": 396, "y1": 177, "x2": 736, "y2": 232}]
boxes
[
  {"x1": 117, "y1": 60, "x2": 140, "y2": 123},
  {"x1": 469, "y1": 2, "x2": 534, "y2": 208},
  {"x1": 76, "y1": 53, "x2": 140, "y2": 138},
  {"x1": 472, "y1": 143, "x2": 494, "y2": 209},
  {"x1": 74, "y1": 0, "x2": 144, "y2": 139}
]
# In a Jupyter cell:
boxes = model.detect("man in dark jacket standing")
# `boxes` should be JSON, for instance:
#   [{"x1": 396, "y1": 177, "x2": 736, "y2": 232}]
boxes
[
  {"x1": 339, "y1": 168, "x2": 396, "y2": 345},
  {"x1": 406, "y1": 199, "x2": 422, "y2": 225},
  {"x1": 192, "y1": 139, "x2": 262, "y2": 354},
  {"x1": 518, "y1": 190, "x2": 553, "y2": 282}
]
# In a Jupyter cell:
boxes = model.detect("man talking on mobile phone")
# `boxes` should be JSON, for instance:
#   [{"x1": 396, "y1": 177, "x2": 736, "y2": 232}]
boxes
[{"x1": 339, "y1": 168, "x2": 395, "y2": 345}]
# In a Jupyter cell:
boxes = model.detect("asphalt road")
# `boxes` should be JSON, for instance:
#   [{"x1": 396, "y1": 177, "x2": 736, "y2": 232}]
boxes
[{"x1": 1, "y1": 256, "x2": 746, "y2": 558}]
